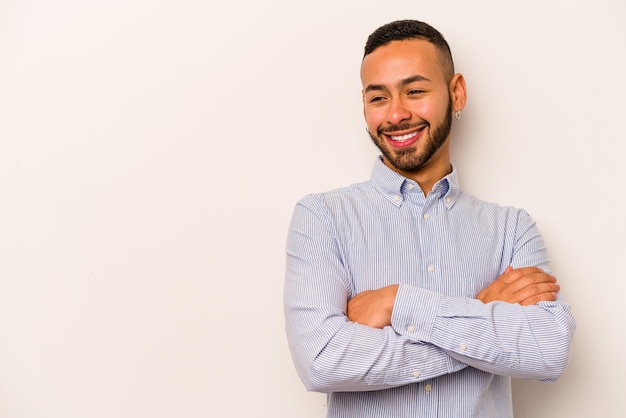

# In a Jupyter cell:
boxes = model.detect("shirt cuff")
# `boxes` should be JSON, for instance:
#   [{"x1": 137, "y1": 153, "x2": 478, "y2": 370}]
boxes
[{"x1": 391, "y1": 284, "x2": 442, "y2": 343}]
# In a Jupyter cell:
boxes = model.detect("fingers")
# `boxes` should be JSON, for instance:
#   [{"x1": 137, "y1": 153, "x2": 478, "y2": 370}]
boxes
[
  {"x1": 498, "y1": 266, "x2": 546, "y2": 284},
  {"x1": 506, "y1": 271, "x2": 558, "y2": 295},
  {"x1": 479, "y1": 266, "x2": 560, "y2": 305},
  {"x1": 514, "y1": 281, "x2": 560, "y2": 305},
  {"x1": 520, "y1": 291, "x2": 558, "y2": 306}
]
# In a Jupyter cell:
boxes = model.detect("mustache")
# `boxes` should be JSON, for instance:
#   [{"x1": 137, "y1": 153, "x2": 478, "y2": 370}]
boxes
[{"x1": 378, "y1": 122, "x2": 428, "y2": 135}]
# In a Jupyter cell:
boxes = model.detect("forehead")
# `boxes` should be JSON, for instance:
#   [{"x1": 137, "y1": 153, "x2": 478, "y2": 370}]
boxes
[{"x1": 360, "y1": 39, "x2": 446, "y2": 87}]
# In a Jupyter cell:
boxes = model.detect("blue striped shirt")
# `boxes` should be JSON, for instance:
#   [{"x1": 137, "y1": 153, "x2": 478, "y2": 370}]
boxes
[{"x1": 284, "y1": 157, "x2": 575, "y2": 418}]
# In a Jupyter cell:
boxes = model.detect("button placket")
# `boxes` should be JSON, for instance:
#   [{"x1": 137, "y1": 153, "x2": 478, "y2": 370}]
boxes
[{"x1": 410, "y1": 192, "x2": 440, "y2": 290}]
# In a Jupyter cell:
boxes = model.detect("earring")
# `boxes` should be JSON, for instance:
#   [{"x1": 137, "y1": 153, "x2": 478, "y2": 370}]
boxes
[
  {"x1": 365, "y1": 125, "x2": 371, "y2": 134},
  {"x1": 454, "y1": 110, "x2": 461, "y2": 121}
]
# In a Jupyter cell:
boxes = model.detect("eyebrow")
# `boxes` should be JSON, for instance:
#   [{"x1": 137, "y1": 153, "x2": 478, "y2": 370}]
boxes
[{"x1": 364, "y1": 74, "x2": 431, "y2": 94}]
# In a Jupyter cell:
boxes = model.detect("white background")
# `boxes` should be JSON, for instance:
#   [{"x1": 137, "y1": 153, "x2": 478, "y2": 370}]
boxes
[{"x1": 0, "y1": 1, "x2": 624, "y2": 417}]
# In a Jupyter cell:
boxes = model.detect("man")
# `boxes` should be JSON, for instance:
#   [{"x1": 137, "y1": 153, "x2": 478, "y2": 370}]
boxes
[{"x1": 284, "y1": 19, "x2": 575, "y2": 417}]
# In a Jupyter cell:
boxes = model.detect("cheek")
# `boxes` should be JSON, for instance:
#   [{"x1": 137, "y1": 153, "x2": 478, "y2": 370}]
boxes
[
  {"x1": 409, "y1": 100, "x2": 438, "y2": 121},
  {"x1": 364, "y1": 107, "x2": 385, "y2": 128}
]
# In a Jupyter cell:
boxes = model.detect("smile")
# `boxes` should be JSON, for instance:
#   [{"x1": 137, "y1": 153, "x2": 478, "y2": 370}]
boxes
[
  {"x1": 389, "y1": 131, "x2": 419, "y2": 142},
  {"x1": 384, "y1": 127, "x2": 424, "y2": 148}
]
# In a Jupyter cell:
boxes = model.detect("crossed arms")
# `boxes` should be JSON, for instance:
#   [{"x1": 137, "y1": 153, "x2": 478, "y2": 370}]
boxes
[
  {"x1": 284, "y1": 197, "x2": 576, "y2": 393},
  {"x1": 348, "y1": 266, "x2": 560, "y2": 328}
]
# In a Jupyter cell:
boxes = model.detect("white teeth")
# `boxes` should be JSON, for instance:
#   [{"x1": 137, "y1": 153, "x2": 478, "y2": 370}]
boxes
[{"x1": 390, "y1": 131, "x2": 418, "y2": 142}]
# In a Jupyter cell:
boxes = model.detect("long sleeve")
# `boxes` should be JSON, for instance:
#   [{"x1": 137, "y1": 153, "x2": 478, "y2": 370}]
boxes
[
  {"x1": 390, "y1": 209, "x2": 576, "y2": 381},
  {"x1": 392, "y1": 288, "x2": 574, "y2": 381},
  {"x1": 284, "y1": 199, "x2": 467, "y2": 393},
  {"x1": 283, "y1": 159, "x2": 576, "y2": 417}
]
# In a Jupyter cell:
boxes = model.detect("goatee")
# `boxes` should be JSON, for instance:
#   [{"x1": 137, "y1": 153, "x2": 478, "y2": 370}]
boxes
[{"x1": 368, "y1": 98, "x2": 453, "y2": 173}]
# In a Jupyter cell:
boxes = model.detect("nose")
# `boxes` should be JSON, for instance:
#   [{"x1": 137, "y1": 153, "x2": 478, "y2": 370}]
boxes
[{"x1": 387, "y1": 97, "x2": 411, "y2": 126}]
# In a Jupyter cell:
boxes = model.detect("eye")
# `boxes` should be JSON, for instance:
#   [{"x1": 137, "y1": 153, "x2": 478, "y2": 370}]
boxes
[
  {"x1": 408, "y1": 89, "x2": 425, "y2": 95},
  {"x1": 368, "y1": 95, "x2": 387, "y2": 103}
]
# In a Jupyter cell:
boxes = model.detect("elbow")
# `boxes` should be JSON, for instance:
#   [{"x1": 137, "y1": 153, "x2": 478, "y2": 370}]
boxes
[
  {"x1": 539, "y1": 335, "x2": 575, "y2": 382},
  {"x1": 286, "y1": 336, "x2": 338, "y2": 393},
  {"x1": 525, "y1": 303, "x2": 576, "y2": 382},
  {"x1": 291, "y1": 344, "x2": 367, "y2": 393},
  {"x1": 511, "y1": 343, "x2": 572, "y2": 382},
  {"x1": 287, "y1": 338, "x2": 342, "y2": 393},
  {"x1": 293, "y1": 368, "x2": 333, "y2": 394},
  {"x1": 302, "y1": 375, "x2": 332, "y2": 393},
  {"x1": 535, "y1": 319, "x2": 576, "y2": 382},
  {"x1": 536, "y1": 353, "x2": 572, "y2": 382},
  {"x1": 295, "y1": 357, "x2": 345, "y2": 393}
]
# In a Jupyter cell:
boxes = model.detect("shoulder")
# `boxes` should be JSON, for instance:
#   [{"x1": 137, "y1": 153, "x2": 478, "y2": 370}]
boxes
[
  {"x1": 296, "y1": 180, "x2": 376, "y2": 209},
  {"x1": 455, "y1": 190, "x2": 533, "y2": 223}
]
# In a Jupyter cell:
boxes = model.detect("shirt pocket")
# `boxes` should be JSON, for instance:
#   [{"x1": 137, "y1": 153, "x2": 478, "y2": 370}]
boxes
[{"x1": 461, "y1": 276, "x2": 494, "y2": 299}]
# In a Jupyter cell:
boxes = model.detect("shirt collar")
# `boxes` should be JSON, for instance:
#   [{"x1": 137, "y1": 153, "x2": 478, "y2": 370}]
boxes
[{"x1": 370, "y1": 156, "x2": 460, "y2": 208}]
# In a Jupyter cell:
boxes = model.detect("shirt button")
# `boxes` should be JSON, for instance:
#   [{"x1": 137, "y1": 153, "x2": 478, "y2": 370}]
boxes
[
  {"x1": 460, "y1": 343, "x2": 468, "y2": 351},
  {"x1": 427, "y1": 265, "x2": 435, "y2": 273},
  {"x1": 423, "y1": 213, "x2": 430, "y2": 220},
  {"x1": 424, "y1": 384, "x2": 432, "y2": 392},
  {"x1": 412, "y1": 371, "x2": 420, "y2": 378},
  {"x1": 393, "y1": 195, "x2": 401, "y2": 202},
  {"x1": 407, "y1": 325, "x2": 416, "y2": 333},
  {"x1": 445, "y1": 197, "x2": 451, "y2": 204},
  {"x1": 408, "y1": 184, "x2": 415, "y2": 190}
]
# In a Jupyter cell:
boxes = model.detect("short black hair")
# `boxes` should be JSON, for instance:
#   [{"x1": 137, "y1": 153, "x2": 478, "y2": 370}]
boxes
[{"x1": 363, "y1": 20, "x2": 455, "y2": 81}]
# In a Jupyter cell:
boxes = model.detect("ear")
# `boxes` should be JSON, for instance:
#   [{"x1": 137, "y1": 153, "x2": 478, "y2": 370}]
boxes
[
  {"x1": 449, "y1": 73, "x2": 467, "y2": 111},
  {"x1": 361, "y1": 89, "x2": 367, "y2": 120}
]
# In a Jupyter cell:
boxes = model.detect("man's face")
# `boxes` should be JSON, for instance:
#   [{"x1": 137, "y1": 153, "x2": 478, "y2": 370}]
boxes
[{"x1": 361, "y1": 39, "x2": 453, "y2": 176}]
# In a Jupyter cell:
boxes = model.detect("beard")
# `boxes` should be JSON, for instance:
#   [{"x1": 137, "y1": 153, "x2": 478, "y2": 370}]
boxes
[{"x1": 368, "y1": 98, "x2": 453, "y2": 173}]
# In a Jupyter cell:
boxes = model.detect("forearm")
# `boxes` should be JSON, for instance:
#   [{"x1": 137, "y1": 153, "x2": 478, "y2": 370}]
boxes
[
  {"x1": 391, "y1": 284, "x2": 576, "y2": 381},
  {"x1": 284, "y1": 200, "x2": 467, "y2": 393},
  {"x1": 285, "y1": 308, "x2": 467, "y2": 392}
]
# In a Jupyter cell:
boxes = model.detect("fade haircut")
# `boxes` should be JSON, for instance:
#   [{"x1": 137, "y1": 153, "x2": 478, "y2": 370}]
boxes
[{"x1": 363, "y1": 20, "x2": 455, "y2": 82}]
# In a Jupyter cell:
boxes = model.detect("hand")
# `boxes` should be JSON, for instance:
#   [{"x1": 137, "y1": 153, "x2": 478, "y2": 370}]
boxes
[
  {"x1": 347, "y1": 284, "x2": 399, "y2": 328},
  {"x1": 477, "y1": 266, "x2": 560, "y2": 306}
]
